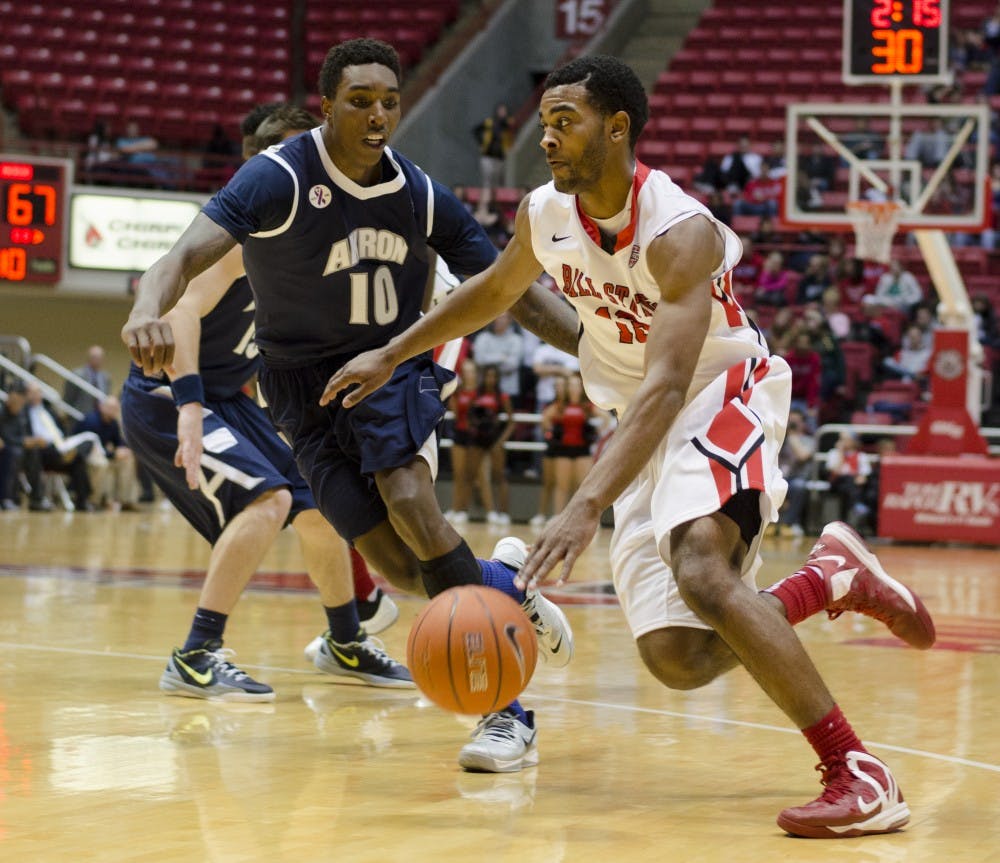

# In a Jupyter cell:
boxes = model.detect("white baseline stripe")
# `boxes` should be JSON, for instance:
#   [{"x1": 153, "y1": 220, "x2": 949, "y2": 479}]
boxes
[{"x1": 2, "y1": 641, "x2": 997, "y2": 775}]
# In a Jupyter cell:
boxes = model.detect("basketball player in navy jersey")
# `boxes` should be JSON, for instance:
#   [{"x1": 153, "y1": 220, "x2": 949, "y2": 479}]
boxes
[
  {"x1": 120, "y1": 105, "x2": 413, "y2": 701},
  {"x1": 123, "y1": 39, "x2": 578, "y2": 771}
]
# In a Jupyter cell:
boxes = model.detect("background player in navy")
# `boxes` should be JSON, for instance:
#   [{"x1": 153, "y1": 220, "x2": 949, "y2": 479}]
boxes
[
  {"x1": 120, "y1": 105, "x2": 412, "y2": 701},
  {"x1": 123, "y1": 39, "x2": 579, "y2": 771}
]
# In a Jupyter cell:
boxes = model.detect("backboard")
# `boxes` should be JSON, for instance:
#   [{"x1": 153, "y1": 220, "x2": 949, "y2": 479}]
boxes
[{"x1": 780, "y1": 100, "x2": 991, "y2": 233}]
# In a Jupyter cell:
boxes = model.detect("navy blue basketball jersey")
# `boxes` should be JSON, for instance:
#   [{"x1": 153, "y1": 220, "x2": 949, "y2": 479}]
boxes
[
  {"x1": 202, "y1": 129, "x2": 497, "y2": 367},
  {"x1": 126, "y1": 275, "x2": 260, "y2": 399},
  {"x1": 199, "y1": 275, "x2": 259, "y2": 400}
]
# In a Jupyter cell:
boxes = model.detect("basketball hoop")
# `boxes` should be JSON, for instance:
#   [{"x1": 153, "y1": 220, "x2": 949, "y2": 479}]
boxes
[{"x1": 846, "y1": 200, "x2": 903, "y2": 264}]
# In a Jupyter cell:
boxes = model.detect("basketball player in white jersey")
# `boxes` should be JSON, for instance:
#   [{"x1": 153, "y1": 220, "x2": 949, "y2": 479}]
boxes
[{"x1": 324, "y1": 55, "x2": 937, "y2": 838}]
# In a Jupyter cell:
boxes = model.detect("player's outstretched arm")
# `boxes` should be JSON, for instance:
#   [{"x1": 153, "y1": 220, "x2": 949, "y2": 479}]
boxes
[
  {"x1": 161, "y1": 246, "x2": 245, "y2": 489},
  {"x1": 122, "y1": 213, "x2": 237, "y2": 376},
  {"x1": 517, "y1": 215, "x2": 723, "y2": 590},
  {"x1": 322, "y1": 197, "x2": 544, "y2": 408}
]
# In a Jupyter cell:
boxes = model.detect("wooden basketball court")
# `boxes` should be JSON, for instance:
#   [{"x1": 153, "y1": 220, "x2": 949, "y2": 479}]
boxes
[{"x1": 1, "y1": 508, "x2": 997, "y2": 862}]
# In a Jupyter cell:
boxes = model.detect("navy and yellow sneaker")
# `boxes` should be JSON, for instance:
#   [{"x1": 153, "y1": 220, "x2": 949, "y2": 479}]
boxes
[
  {"x1": 159, "y1": 639, "x2": 275, "y2": 702},
  {"x1": 313, "y1": 631, "x2": 416, "y2": 689}
]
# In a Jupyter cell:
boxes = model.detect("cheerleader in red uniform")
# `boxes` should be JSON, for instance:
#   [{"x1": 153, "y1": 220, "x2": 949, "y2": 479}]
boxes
[
  {"x1": 445, "y1": 357, "x2": 479, "y2": 524},
  {"x1": 467, "y1": 363, "x2": 515, "y2": 524},
  {"x1": 542, "y1": 372, "x2": 597, "y2": 517}
]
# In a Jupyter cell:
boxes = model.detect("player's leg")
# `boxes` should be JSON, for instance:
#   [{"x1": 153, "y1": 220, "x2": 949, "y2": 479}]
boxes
[
  {"x1": 670, "y1": 503, "x2": 909, "y2": 838},
  {"x1": 290, "y1": 509, "x2": 412, "y2": 688},
  {"x1": 120, "y1": 384, "x2": 290, "y2": 701},
  {"x1": 348, "y1": 548, "x2": 399, "y2": 635}
]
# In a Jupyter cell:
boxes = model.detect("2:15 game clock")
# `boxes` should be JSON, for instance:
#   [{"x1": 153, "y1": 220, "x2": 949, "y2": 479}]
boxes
[
  {"x1": 843, "y1": 0, "x2": 949, "y2": 85},
  {"x1": 0, "y1": 156, "x2": 70, "y2": 285}
]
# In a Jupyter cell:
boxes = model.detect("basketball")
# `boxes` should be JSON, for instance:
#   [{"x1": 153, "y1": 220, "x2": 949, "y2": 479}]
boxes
[{"x1": 406, "y1": 585, "x2": 538, "y2": 715}]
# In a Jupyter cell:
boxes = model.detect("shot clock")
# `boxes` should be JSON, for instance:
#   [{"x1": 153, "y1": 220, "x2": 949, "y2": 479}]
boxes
[
  {"x1": 844, "y1": 0, "x2": 949, "y2": 85},
  {"x1": 0, "y1": 156, "x2": 70, "y2": 284}
]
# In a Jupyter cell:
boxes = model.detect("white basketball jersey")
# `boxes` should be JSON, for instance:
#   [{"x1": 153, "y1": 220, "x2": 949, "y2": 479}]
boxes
[{"x1": 528, "y1": 163, "x2": 769, "y2": 416}]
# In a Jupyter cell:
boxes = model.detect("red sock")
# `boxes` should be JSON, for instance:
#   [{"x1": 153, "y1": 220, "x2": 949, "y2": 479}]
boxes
[
  {"x1": 764, "y1": 565, "x2": 828, "y2": 625},
  {"x1": 802, "y1": 704, "x2": 866, "y2": 765},
  {"x1": 350, "y1": 548, "x2": 378, "y2": 601}
]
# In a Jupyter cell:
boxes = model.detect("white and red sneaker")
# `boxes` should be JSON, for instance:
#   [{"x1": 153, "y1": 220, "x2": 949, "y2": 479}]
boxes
[
  {"x1": 777, "y1": 750, "x2": 910, "y2": 838},
  {"x1": 807, "y1": 522, "x2": 936, "y2": 649}
]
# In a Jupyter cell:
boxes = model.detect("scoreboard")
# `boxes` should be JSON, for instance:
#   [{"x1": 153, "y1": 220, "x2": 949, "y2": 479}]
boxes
[
  {"x1": 0, "y1": 156, "x2": 70, "y2": 284},
  {"x1": 844, "y1": 0, "x2": 949, "y2": 85}
]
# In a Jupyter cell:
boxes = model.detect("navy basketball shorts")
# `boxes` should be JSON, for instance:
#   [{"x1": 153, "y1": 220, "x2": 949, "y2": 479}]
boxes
[
  {"x1": 120, "y1": 380, "x2": 315, "y2": 545},
  {"x1": 260, "y1": 352, "x2": 454, "y2": 542}
]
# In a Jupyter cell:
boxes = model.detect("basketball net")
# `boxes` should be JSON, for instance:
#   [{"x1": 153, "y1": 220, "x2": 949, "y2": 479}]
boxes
[{"x1": 846, "y1": 200, "x2": 903, "y2": 264}]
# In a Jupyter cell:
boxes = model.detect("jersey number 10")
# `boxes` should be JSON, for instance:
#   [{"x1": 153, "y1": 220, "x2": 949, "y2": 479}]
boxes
[{"x1": 349, "y1": 266, "x2": 399, "y2": 326}]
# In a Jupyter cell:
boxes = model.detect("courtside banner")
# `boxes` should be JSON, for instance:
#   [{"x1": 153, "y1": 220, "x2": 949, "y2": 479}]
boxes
[
  {"x1": 879, "y1": 454, "x2": 1000, "y2": 544},
  {"x1": 69, "y1": 193, "x2": 201, "y2": 271}
]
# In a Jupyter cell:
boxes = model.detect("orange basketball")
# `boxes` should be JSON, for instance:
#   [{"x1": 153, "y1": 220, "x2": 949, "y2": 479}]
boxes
[{"x1": 406, "y1": 585, "x2": 538, "y2": 715}]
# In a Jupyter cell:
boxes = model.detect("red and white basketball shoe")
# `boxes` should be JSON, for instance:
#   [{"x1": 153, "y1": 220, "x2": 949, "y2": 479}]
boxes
[
  {"x1": 777, "y1": 750, "x2": 910, "y2": 838},
  {"x1": 807, "y1": 521, "x2": 936, "y2": 649}
]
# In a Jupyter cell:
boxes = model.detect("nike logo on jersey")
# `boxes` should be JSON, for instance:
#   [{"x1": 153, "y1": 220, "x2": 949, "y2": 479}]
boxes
[
  {"x1": 324, "y1": 227, "x2": 408, "y2": 275},
  {"x1": 551, "y1": 233, "x2": 572, "y2": 242},
  {"x1": 175, "y1": 656, "x2": 214, "y2": 686},
  {"x1": 328, "y1": 643, "x2": 361, "y2": 667}
]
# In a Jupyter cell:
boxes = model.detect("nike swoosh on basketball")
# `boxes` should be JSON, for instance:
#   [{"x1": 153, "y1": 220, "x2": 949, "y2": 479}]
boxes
[
  {"x1": 551, "y1": 233, "x2": 571, "y2": 242},
  {"x1": 329, "y1": 643, "x2": 361, "y2": 667},
  {"x1": 504, "y1": 623, "x2": 529, "y2": 683},
  {"x1": 175, "y1": 656, "x2": 214, "y2": 686}
]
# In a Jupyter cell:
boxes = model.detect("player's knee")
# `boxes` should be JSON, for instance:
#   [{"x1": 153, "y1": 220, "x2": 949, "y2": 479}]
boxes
[
  {"x1": 637, "y1": 629, "x2": 721, "y2": 690},
  {"x1": 672, "y1": 527, "x2": 738, "y2": 624},
  {"x1": 253, "y1": 487, "x2": 293, "y2": 527}
]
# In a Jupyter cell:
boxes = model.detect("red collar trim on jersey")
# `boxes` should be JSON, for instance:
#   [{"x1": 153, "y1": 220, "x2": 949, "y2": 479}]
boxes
[{"x1": 575, "y1": 161, "x2": 651, "y2": 254}]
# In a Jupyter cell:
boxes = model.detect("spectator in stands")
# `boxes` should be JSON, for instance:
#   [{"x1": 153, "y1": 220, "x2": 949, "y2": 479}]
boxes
[
  {"x1": 841, "y1": 117, "x2": 883, "y2": 161},
  {"x1": 796, "y1": 254, "x2": 833, "y2": 305},
  {"x1": 904, "y1": 119, "x2": 954, "y2": 169},
  {"x1": 719, "y1": 135, "x2": 762, "y2": 193},
  {"x1": 114, "y1": 120, "x2": 178, "y2": 189},
  {"x1": 763, "y1": 139, "x2": 787, "y2": 179},
  {"x1": 750, "y1": 215, "x2": 781, "y2": 246},
  {"x1": 0, "y1": 383, "x2": 30, "y2": 510},
  {"x1": 972, "y1": 293, "x2": 1000, "y2": 349},
  {"x1": 444, "y1": 357, "x2": 479, "y2": 526},
  {"x1": 825, "y1": 431, "x2": 874, "y2": 531},
  {"x1": 850, "y1": 299, "x2": 894, "y2": 363},
  {"x1": 705, "y1": 190, "x2": 733, "y2": 227},
  {"x1": 981, "y1": 3, "x2": 1000, "y2": 96},
  {"x1": 22, "y1": 382, "x2": 93, "y2": 511},
  {"x1": 867, "y1": 259, "x2": 924, "y2": 314},
  {"x1": 472, "y1": 312, "x2": 523, "y2": 403},
  {"x1": 912, "y1": 303, "x2": 941, "y2": 349},
  {"x1": 693, "y1": 155, "x2": 725, "y2": 194},
  {"x1": 755, "y1": 250, "x2": 793, "y2": 307},
  {"x1": 74, "y1": 395, "x2": 138, "y2": 511},
  {"x1": 473, "y1": 102, "x2": 513, "y2": 196},
  {"x1": 784, "y1": 332, "x2": 822, "y2": 424},
  {"x1": 802, "y1": 143, "x2": 838, "y2": 196},
  {"x1": 731, "y1": 234, "x2": 764, "y2": 304},
  {"x1": 82, "y1": 120, "x2": 117, "y2": 184},
  {"x1": 467, "y1": 364, "x2": 515, "y2": 526},
  {"x1": 882, "y1": 325, "x2": 932, "y2": 385},
  {"x1": 819, "y1": 286, "x2": 852, "y2": 340},
  {"x1": 63, "y1": 344, "x2": 111, "y2": 416},
  {"x1": 764, "y1": 305, "x2": 799, "y2": 355},
  {"x1": 541, "y1": 372, "x2": 597, "y2": 521},
  {"x1": 203, "y1": 123, "x2": 236, "y2": 170},
  {"x1": 834, "y1": 257, "x2": 869, "y2": 310},
  {"x1": 733, "y1": 174, "x2": 782, "y2": 218},
  {"x1": 801, "y1": 308, "x2": 847, "y2": 405},
  {"x1": 776, "y1": 408, "x2": 816, "y2": 538}
]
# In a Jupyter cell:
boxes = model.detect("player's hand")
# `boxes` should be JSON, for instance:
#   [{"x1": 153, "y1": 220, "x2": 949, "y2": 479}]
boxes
[
  {"x1": 320, "y1": 348, "x2": 397, "y2": 408},
  {"x1": 515, "y1": 497, "x2": 603, "y2": 590},
  {"x1": 174, "y1": 402, "x2": 204, "y2": 490},
  {"x1": 122, "y1": 314, "x2": 175, "y2": 376}
]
